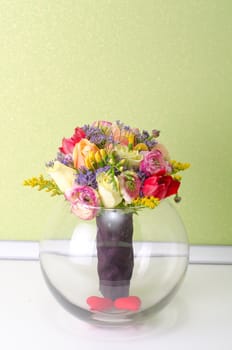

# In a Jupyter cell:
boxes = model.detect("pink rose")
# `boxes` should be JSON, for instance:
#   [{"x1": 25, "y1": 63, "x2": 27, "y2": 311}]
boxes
[
  {"x1": 152, "y1": 143, "x2": 170, "y2": 160},
  {"x1": 142, "y1": 175, "x2": 180, "y2": 200},
  {"x1": 111, "y1": 122, "x2": 121, "y2": 143},
  {"x1": 140, "y1": 149, "x2": 171, "y2": 176},
  {"x1": 119, "y1": 171, "x2": 141, "y2": 204},
  {"x1": 65, "y1": 185, "x2": 100, "y2": 220},
  {"x1": 111, "y1": 122, "x2": 134, "y2": 146},
  {"x1": 73, "y1": 139, "x2": 99, "y2": 169},
  {"x1": 59, "y1": 127, "x2": 86, "y2": 154},
  {"x1": 92, "y1": 120, "x2": 112, "y2": 129}
]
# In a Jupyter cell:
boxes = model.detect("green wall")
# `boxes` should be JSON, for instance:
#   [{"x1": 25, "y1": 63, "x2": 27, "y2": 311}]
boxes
[{"x1": 0, "y1": 0, "x2": 231, "y2": 244}]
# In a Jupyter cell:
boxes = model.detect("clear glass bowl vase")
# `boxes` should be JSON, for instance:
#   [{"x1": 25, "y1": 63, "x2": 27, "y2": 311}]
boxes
[{"x1": 39, "y1": 199, "x2": 189, "y2": 326}]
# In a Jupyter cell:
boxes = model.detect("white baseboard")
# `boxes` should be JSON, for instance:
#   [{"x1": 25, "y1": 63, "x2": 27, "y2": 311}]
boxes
[
  {"x1": 0, "y1": 241, "x2": 39, "y2": 260},
  {"x1": 0, "y1": 241, "x2": 231, "y2": 264},
  {"x1": 189, "y1": 245, "x2": 232, "y2": 265}
]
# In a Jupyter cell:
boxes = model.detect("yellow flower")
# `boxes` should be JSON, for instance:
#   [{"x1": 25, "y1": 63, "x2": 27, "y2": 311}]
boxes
[
  {"x1": 134, "y1": 143, "x2": 148, "y2": 151},
  {"x1": 23, "y1": 174, "x2": 62, "y2": 196},
  {"x1": 85, "y1": 149, "x2": 108, "y2": 170},
  {"x1": 171, "y1": 160, "x2": 191, "y2": 174},
  {"x1": 132, "y1": 196, "x2": 160, "y2": 209}
]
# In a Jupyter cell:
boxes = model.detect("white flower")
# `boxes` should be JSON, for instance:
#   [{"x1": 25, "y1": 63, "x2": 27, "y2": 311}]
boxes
[
  {"x1": 97, "y1": 172, "x2": 122, "y2": 208},
  {"x1": 47, "y1": 161, "x2": 76, "y2": 192},
  {"x1": 114, "y1": 145, "x2": 142, "y2": 168}
]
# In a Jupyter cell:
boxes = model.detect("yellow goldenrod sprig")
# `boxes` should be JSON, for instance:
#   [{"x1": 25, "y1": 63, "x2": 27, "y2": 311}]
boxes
[
  {"x1": 23, "y1": 174, "x2": 63, "y2": 196},
  {"x1": 172, "y1": 174, "x2": 182, "y2": 181},
  {"x1": 171, "y1": 160, "x2": 191, "y2": 174},
  {"x1": 131, "y1": 196, "x2": 160, "y2": 209}
]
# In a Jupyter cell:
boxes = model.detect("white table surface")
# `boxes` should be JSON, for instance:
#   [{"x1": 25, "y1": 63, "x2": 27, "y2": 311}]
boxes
[{"x1": 0, "y1": 260, "x2": 231, "y2": 350}]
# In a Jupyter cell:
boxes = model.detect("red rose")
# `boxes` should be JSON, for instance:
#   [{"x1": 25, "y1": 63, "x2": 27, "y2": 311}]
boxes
[
  {"x1": 142, "y1": 175, "x2": 180, "y2": 199},
  {"x1": 59, "y1": 127, "x2": 86, "y2": 154}
]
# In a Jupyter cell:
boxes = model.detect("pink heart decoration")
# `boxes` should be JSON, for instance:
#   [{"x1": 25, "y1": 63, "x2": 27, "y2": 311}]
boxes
[
  {"x1": 86, "y1": 296, "x2": 113, "y2": 311},
  {"x1": 114, "y1": 296, "x2": 141, "y2": 311}
]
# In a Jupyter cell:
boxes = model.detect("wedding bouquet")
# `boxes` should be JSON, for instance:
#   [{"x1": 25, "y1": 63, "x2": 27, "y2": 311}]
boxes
[{"x1": 24, "y1": 120, "x2": 189, "y2": 214}]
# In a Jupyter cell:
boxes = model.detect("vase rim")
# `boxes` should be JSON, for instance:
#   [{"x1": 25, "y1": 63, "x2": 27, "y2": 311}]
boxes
[
  {"x1": 72, "y1": 198, "x2": 170, "y2": 212},
  {"x1": 76, "y1": 203, "x2": 146, "y2": 211}
]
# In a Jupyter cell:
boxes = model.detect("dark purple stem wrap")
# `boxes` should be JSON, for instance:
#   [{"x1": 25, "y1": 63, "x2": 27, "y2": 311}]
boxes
[{"x1": 96, "y1": 210, "x2": 134, "y2": 300}]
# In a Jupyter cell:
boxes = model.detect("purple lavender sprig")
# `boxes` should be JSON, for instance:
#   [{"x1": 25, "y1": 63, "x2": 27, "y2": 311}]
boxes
[
  {"x1": 137, "y1": 170, "x2": 148, "y2": 197},
  {"x1": 56, "y1": 152, "x2": 74, "y2": 167},
  {"x1": 75, "y1": 167, "x2": 98, "y2": 189},
  {"x1": 75, "y1": 166, "x2": 112, "y2": 190},
  {"x1": 135, "y1": 130, "x2": 158, "y2": 149},
  {"x1": 82, "y1": 125, "x2": 109, "y2": 148}
]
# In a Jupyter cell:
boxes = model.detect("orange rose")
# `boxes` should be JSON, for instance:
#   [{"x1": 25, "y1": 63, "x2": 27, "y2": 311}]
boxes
[{"x1": 73, "y1": 139, "x2": 99, "y2": 169}]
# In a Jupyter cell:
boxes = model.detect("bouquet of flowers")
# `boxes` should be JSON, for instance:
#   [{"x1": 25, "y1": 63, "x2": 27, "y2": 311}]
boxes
[
  {"x1": 24, "y1": 120, "x2": 189, "y2": 213},
  {"x1": 24, "y1": 120, "x2": 189, "y2": 311}
]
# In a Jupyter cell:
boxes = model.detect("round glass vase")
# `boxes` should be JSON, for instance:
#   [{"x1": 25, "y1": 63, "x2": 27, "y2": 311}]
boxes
[{"x1": 39, "y1": 199, "x2": 189, "y2": 326}]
